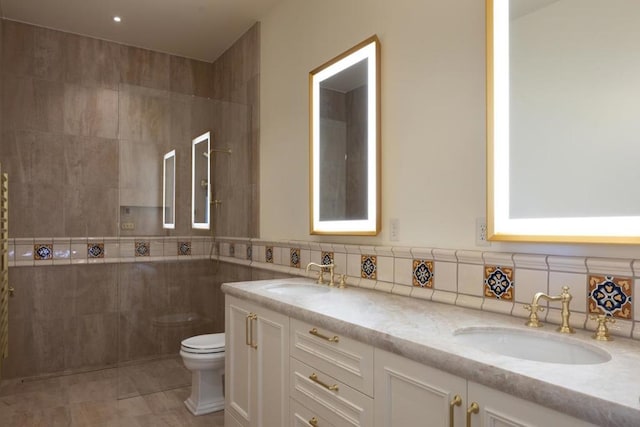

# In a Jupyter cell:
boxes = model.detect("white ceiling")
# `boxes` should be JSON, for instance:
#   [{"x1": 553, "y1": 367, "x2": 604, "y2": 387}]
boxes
[{"x1": 0, "y1": 0, "x2": 283, "y2": 62}]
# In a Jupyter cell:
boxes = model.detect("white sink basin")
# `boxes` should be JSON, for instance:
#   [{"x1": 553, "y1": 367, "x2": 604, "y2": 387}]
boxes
[
  {"x1": 453, "y1": 327, "x2": 611, "y2": 365},
  {"x1": 266, "y1": 282, "x2": 330, "y2": 296}
]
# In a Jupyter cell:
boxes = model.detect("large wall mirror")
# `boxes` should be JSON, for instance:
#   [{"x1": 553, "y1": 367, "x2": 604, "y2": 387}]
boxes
[
  {"x1": 487, "y1": 0, "x2": 640, "y2": 244},
  {"x1": 309, "y1": 36, "x2": 381, "y2": 235},
  {"x1": 192, "y1": 131, "x2": 210, "y2": 230}
]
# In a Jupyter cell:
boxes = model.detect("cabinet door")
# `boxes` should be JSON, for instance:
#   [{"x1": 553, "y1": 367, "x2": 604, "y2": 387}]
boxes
[
  {"x1": 467, "y1": 382, "x2": 597, "y2": 427},
  {"x1": 374, "y1": 349, "x2": 467, "y2": 427},
  {"x1": 225, "y1": 296, "x2": 253, "y2": 427},
  {"x1": 225, "y1": 295, "x2": 290, "y2": 427},
  {"x1": 254, "y1": 304, "x2": 290, "y2": 427}
]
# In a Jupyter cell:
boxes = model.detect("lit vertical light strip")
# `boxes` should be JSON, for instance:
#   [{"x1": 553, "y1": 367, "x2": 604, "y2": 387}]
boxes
[
  {"x1": 312, "y1": 76, "x2": 321, "y2": 230},
  {"x1": 367, "y1": 43, "x2": 377, "y2": 229},
  {"x1": 191, "y1": 132, "x2": 210, "y2": 230},
  {"x1": 493, "y1": 0, "x2": 510, "y2": 231}
]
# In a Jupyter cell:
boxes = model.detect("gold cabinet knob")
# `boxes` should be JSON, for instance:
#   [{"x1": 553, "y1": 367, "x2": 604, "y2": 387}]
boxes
[
  {"x1": 308, "y1": 417, "x2": 319, "y2": 427},
  {"x1": 8, "y1": 286, "x2": 14, "y2": 297}
]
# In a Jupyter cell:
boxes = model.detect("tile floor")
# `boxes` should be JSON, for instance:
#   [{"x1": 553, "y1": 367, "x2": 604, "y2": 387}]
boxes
[{"x1": 0, "y1": 356, "x2": 225, "y2": 426}]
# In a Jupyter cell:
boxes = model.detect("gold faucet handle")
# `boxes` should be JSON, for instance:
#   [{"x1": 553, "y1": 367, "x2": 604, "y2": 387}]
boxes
[
  {"x1": 316, "y1": 270, "x2": 325, "y2": 285},
  {"x1": 523, "y1": 303, "x2": 544, "y2": 328},
  {"x1": 338, "y1": 274, "x2": 347, "y2": 289},
  {"x1": 523, "y1": 303, "x2": 544, "y2": 313},
  {"x1": 590, "y1": 314, "x2": 615, "y2": 341}
]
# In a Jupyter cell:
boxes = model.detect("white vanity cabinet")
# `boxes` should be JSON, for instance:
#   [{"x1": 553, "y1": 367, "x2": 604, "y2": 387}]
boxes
[
  {"x1": 289, "y1": 318, "x2": 374, "y2": 426},
  {"x1": 224, "y1": 291, "x2": 602, "y2": 427},
  {"x1": 225, "y1": 295, "x2": 290, "y2": 427},
  {"x1": 374, "y1": 349, "x2": 596, "y2": 427}
]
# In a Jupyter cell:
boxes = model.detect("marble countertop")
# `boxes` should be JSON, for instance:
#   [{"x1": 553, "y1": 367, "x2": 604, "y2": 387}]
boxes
[{"x1": 222, "y1": 278, "x2": 640, "y2": 426}]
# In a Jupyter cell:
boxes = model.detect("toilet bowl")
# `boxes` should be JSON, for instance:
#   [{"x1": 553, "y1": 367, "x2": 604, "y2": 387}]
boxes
[{"x1": 180, "y1": 333, "x2": 225, "y2": 415}]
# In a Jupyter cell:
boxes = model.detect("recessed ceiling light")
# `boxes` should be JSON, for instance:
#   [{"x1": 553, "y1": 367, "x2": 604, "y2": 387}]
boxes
[{"x1": 113, "y1": 16, "x2": 122, "y2": 23}]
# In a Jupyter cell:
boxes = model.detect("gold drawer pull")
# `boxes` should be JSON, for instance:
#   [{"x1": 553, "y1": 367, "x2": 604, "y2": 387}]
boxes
[
  {"x1": 245, "y1": 313, "x2": 252, "y2": 346},
  {"x1": 449, "y1": 394, "x2": 462, "y2": 427},
  {"x1": 466, "y1": 402, "x2": 479, "y2": 427},
  {"x1": 309, "y1": 328, "x2": 339, "y2": 343},
  {"x1": 309, "y1": 373, "x2": 339, "y2": 392},
  {"x1": 245, "y1": 313, "x2": 258, "y2": 348},
  {"x1": 249, "y1": 313, "x2": 257, "y2": 349},
  {"x1": 308, "y1": 417, "x2": 319, "y2": 427}
]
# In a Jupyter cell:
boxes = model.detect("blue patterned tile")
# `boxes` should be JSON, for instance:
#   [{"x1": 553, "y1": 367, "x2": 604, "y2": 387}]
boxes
[
  {"x1": 484, "y1": 265, "x2": 514, "y2": 300},
  {"x1": 34, "y1": 244, "x2": 53, "y2": 260},
  {"x1": 246, "y1": 245, "x2": 252, "y2": 261},
  {"x1": 178, "y1": 241, "x2": 191, "y2": 256},
  {"x1": 361, "y1": 255, "x2": 377, "y2": 280},
  {"x1": 322, "y1": 251, "x2": 334, "y2": 271},
  {"x1": 135, "y1": 241, "x2": 150, "y2": 257},
  {"x1": 290, "y1": 248, "x2": 300, "y2": 268},
  {"x1": 87, "y1": 243, "x2": 104, "y2": 258},
  {"x1": 412, "y1": 259, "x2": 434, "y2": 288},
  {"x1": 589, "y1": 275, "x2": 632, "y2": 319},
  {"x1": 266, "y1": 246, "x2": 273, "y2": 263}
]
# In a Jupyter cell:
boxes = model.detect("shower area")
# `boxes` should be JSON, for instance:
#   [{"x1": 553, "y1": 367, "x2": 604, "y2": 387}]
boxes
[{"x1": 0, "y1": 18, "x2": 260, "y2": 412}]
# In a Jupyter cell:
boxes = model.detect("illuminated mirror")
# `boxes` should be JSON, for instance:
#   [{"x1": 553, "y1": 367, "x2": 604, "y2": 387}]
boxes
[
  {"x1": 163, "y1": 150, "x2": 176, "y2": 229},
  {"x1": 310, "y1": 35, "x2": 380, "y2": 235},
  {"x1": 192, "y1": 132, "x2": 210, "y2": 229},
  {"x1": 487, "y1": 0, "x2": 640, "y2": 243}
]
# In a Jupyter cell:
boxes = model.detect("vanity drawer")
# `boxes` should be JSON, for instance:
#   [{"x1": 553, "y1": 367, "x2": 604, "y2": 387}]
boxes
[
  {"x1": 290, "y1": 398, "x2": 335, "y2": 427},
  {"x1": 290, "y1": 358, "x2": 373, "y2": 427},
  {"x1": 290, "y1": 318, "x2": 373, "y2": 396}
]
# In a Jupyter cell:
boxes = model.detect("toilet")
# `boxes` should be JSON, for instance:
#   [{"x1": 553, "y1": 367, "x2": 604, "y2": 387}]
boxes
[{"x1": 180, "y1": 333, "x2": 226, "y2": 415}]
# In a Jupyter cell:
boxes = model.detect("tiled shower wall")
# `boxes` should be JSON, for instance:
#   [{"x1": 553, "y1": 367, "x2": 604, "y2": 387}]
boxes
[
  {"x1": 0, "y1": 20, "x2": 260, "y2": 379},
  {"x1": 0, "y1": 20, "x2": 259, "y2": 238}
]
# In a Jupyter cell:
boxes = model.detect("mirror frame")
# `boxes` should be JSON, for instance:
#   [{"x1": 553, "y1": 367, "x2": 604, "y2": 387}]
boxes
[
  {"x1": 192, "y1": 131, "x2": 210, "y2": 230},
  {"x1": 309, "y1": 35, "x2": 381, "y2": 235},
  {"x1": 163, "y1": 149, "x2": 176, "y2": 229},
  {"x1": 486, "y1": 0, "x2": 640, "y2": 244}
]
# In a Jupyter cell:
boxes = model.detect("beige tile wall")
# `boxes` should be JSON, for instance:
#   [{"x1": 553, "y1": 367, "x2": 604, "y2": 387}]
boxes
[
  {"x1": 2, "y1": 260, "x2": 268, "y2": 380},
  {"x1": 0, "y1": 19, "x2": 260, "y2": 239}
]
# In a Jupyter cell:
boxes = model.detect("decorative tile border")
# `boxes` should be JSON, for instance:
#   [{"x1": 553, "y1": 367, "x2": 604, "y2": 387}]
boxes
[
  {"x1": 8, "y1": 236, "x2": 640, "y2": 339},
  {"x1": 9, "y1": 236, "x2": 216, "y2": 266}
]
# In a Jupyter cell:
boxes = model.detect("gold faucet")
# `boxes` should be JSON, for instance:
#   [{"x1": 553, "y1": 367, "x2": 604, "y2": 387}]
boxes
[
  {"x1": 305, "y1": 262, "x2": 336, "y2": 286},
  {"x1": 524, "y1": 286, "x2": 574, "y2": 333}
]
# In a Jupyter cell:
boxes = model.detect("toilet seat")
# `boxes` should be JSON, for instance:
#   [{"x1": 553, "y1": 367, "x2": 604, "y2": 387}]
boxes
[{"x1": 181, "y1": 333, "x2": 225, "y2": 354}]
